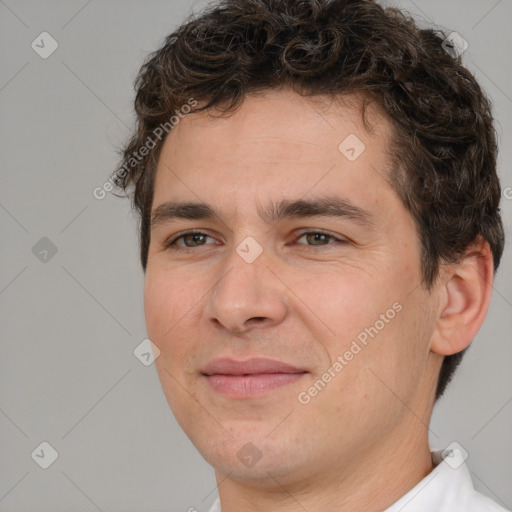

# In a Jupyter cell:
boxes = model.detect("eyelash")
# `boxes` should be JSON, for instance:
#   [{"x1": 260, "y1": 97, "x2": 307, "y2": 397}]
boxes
[{"x1": 162, "y1": 229, "x2": 348, "y2": 251}]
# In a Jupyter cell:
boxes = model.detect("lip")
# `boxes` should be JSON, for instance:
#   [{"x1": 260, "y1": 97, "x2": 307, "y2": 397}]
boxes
[{"x1": 201, "y1": 357, "x2": 308, "y2": 398}]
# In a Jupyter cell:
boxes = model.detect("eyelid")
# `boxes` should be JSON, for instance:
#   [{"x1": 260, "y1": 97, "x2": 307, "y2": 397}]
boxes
[
  {"x1": 294, "y1": 228, "x2": 348, "y2": 244},
  {"x1": 163, "y1": 229, "x2": 217, "y2": 248}
]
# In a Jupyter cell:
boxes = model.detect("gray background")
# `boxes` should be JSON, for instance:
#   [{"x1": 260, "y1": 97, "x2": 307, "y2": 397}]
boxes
[{"x1": 0, "y1": 0, "x2": 510, "y2": 510}]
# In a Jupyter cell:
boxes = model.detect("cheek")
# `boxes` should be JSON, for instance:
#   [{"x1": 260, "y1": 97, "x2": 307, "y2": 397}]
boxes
[
  {"x1": 309, "y1": 270, "x2": 396, "y2": 339},
  {"x1": 144, "y1": 269, "x2": 185, "y2": 352},
  {"x1": 313, "y1": 265, "x2": 426, "y2": 380},
  {"x1": 358, "y1": 293, "x2": 434, "y2": 402},
  {"x1": 144, "y1": 268, "x2": 204, "y2": 370},
  {"x1": 143, "y1": 274, "x2": 166, "y2": 340},
  {"x1": 144, "y1": 272, "x2": 196, "y2": 418}
]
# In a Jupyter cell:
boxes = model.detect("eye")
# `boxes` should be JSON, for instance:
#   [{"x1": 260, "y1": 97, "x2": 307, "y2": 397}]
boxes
[
  {"x1": 294, "y1": 230, "x2": 347, "y2": 247},
  {"x1": 163, "y1": 230, "x2": 217, "y2": 250}
]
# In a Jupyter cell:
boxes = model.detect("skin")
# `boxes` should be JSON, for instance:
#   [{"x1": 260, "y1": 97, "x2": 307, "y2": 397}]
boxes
[{"x1": 144, "y1": 89, "x2": 494, "y2": 512}]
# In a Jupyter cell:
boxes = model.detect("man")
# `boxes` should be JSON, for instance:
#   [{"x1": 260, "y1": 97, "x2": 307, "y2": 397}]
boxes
[{"x1": 113, "y1": 0, "x2": 507, "y2": 510}]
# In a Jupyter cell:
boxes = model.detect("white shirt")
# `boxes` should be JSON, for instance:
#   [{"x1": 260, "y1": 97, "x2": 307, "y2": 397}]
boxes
[{"x1": 207, "y1": 448, "x2": 509, "y2": 511}]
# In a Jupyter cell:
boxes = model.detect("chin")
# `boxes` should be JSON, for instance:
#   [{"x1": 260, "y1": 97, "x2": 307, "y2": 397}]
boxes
[{"x1": 193, "y1": 430, "x2": 308, "y2": 482}]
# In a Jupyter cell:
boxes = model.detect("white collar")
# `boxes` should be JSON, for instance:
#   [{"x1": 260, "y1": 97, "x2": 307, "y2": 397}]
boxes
[
  {"x1": 207, "y1": 447, "x2": 508, "y2": 511},
  {"x1": 385, "y1": 447, "x2": 507, "y2": 511}
]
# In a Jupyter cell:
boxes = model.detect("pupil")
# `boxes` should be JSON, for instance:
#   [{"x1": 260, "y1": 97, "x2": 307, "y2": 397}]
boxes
[
  {"x1": 309, "y1": 233, "x2": 327, "y2": 245},
  {"x1": 187, "y1": 234, "x2": 203, "y2": 246}
]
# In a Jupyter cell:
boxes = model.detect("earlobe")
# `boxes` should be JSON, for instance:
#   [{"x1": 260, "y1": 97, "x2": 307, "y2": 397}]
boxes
[{"x1": 430, "y1": 239, "x2": 494, "y2": 356}]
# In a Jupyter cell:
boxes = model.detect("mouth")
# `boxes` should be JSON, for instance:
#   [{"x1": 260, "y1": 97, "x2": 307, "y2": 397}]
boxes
[{"x1": 201, "y1": 357, "x2": 308, "y2": 398}]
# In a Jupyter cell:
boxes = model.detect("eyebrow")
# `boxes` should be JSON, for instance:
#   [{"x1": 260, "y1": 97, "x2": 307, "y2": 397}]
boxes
[{"x1": 150, "y1": 196, "x2": 374, "y2": 229}]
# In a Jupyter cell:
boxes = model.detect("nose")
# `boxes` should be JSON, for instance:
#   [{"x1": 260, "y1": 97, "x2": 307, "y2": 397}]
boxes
[{"x1": 204, "y1": 247, "x2": 288, "y2": 335}]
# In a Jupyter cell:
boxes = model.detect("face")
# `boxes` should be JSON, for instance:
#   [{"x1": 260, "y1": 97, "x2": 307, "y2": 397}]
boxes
[{"x1": 144, "y1": 90, "x2": 442, "y2": 485}]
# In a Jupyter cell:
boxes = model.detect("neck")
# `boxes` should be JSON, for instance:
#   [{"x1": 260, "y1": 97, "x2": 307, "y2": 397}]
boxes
[{"x1": 214, "y1": 423, "x2": 434, "y2": 512}]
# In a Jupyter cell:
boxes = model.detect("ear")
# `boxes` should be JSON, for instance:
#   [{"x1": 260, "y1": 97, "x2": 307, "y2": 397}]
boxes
[{"x1": 430, "y1": 238, "x2": 494, "y2": 356}]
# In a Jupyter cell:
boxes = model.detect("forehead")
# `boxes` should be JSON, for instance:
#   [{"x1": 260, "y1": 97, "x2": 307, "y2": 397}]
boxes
[
  {"x1": 164, "y1": 90, "x2": 388, "y2": 158},
  {"x1": 152, "y1": 89, "x2": 396, "y2": 216}
]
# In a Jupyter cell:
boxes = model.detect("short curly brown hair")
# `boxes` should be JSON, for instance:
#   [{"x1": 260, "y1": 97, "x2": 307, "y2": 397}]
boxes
[{"x1": 112, "y1": 0, "x2": 504, "y2": 400}]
